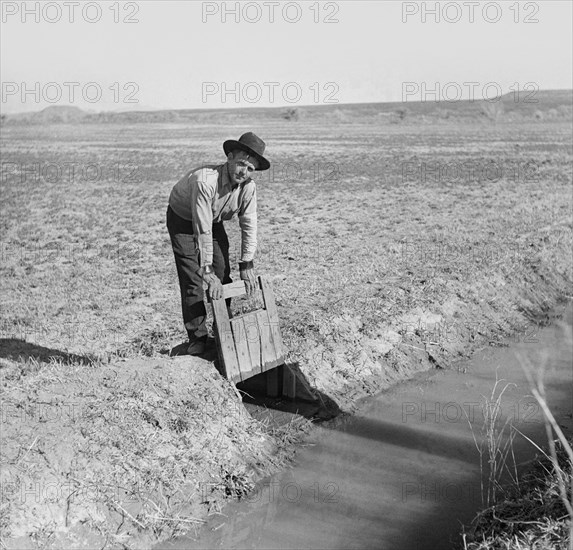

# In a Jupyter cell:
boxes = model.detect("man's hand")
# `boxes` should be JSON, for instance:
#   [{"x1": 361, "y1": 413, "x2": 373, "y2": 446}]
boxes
[
  {"x1": 203, "y1": 272, "x2": 223, "y2": 300},
  {"x1": 239, "y1": 261, "x2": 257, "y2": 296}
]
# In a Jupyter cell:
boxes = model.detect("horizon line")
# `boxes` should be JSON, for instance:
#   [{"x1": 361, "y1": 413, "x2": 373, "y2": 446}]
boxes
[{"x1": 4, "y1": 88, "x2": 572, "y2": 118}]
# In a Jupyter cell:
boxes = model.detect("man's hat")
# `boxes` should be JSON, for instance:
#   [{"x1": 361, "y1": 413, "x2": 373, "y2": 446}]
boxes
[{"x1": 223, "y1": 132, "x2": 270, "y2": 171}]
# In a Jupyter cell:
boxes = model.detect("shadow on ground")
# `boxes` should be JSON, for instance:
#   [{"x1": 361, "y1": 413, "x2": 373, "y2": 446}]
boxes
[
  {"x1": 0, "y1": 338, "x2": 99, "y2": 366},
  {"x1": 165, "y1": 342, "x2": 342, "y2": 425},
  {"x1": 235, "y1": 362, "x2": 342, "y2": 426}
]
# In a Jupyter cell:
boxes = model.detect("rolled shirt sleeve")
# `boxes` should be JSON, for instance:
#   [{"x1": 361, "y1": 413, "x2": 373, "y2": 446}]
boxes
[
  {"x1": 190, "y1": 172, "x2": 216, "y2": 267},
  {"x1": 238, "y1": 181, "x2": 257, "y2": 262}
]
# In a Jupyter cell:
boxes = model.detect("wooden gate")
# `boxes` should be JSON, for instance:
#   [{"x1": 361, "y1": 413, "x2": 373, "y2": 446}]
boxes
[{"x1": 209, "y1": 276, "x2": 285, "y2": 384}]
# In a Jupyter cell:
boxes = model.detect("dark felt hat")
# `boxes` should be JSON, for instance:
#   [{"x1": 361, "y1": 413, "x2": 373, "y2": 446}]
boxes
[{"x1": 223, "y1": 132, "x2": 270, "y2": 171}]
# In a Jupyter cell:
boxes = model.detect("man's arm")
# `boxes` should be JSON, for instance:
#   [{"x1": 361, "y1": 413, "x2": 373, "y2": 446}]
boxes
[
  {"x1": 189, "y1": 171, "x2": 224, "y2": 299},
  {"x1": 238, "y1": 182, "x2": 257, "y2": 295},
  {"x1": 190, "y1": 174, "x2": 215, "y2": 267},
  {"x1": 238, "y1": 181, "x2": 257, "y2": 262}
]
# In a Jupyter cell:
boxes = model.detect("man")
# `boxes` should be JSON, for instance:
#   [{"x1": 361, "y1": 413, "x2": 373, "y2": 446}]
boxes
[{"x1": 166, "y1": 132, "x2": 271, "y2": 355}]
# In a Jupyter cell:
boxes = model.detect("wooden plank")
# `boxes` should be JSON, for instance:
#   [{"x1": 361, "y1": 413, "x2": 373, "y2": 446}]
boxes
[
  {"x1": 229, "y1": 310, "x2": 262, "y2": 322},
  {"x1": 259, "y1": 277, "x2": 285, "y2": 362},
  {"x1": 206, "y1": 281, "x2": 247, "y2": 302},
  {"x1": 211, "y1": 297, "x2": 241, "y2": 383},
  {"x1": 282, "y1": 364, "x2": 296, "y2": 399},
  {"x1": 222, "y1": 280, "x2": 247, "y2": 300},
  {"x1": 288, "y1": 366, "x2": 318, "y2": 402},
  {"x1": 266, "y1": 366, "x2": 280, "y2": 397},
  {"x1": 243, "y1": 312, "x2": 262, "y2": 374},
  {"x1": 256, "y1": 309, "x2": 276, "y2": 372},
  {"x1": 231, "y1": 317, "x2": 252, "y2": 382},
  {"x1": 258, "y1": 309, "x2": 284, "y2": 371}
]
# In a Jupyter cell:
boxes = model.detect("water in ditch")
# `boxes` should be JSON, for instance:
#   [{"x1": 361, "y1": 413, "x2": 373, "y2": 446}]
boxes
[{"x1": 159, "y1": 302, "x2": 572, "y2": 550}]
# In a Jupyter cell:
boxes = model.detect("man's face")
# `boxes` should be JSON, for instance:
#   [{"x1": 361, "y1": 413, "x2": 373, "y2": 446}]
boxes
[{"x1": 227, "y1": 150, "x2": 257, "y2": 186}]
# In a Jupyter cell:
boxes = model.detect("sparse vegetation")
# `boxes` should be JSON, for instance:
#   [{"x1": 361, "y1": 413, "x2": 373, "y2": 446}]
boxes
[
  {"x1": 462, "y1": 323, "x2": 573, "y2": 549},
  {"x1": 467, "y1": 377, "x2": 519, "y2": 508},
  {"x1": 480, "y1": 100, "x2": 505, "y2": 123},
  {"x1": 281, "y1": 107, "x2": 299, "y2": 121},
  {"x1": 463, "y1": 438, "x2": 572, "y2": 550},
  {"x1": 1, "y1": 98, "x2": 572, "y2": 548},
  {"x1": 395, "y1": 107, "x2": 409, "y2": 120}
]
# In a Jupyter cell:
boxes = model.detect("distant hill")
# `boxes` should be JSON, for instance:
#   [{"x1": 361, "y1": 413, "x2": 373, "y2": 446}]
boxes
[
  {"x1": 2, "y1": 90, "x2": 571, "y2": 126},
  {"x1": 4, "y1": 105, "x2": 89, "y2": 125}
]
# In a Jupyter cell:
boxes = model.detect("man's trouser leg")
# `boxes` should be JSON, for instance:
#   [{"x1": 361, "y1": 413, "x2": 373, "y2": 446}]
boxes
[
  {"x1": 211, "y1": 222, "x2": 233, "y2": 294},
  {"x1": 166, "y1": 207, "x2": 232, "y2": 343},
  {"x1": 166, "y1": 206, "x2": 206, "y2": 343}
]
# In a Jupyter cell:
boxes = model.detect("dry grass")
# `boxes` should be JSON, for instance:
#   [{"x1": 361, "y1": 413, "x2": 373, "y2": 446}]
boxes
[
  {"x1": 0, "y1": 355, "x2": 282, "y2": 548},
  {"x1": 1, "y1": 113, "x2": 572, "y2": 548},
  {"x1": 462, "y1": 437, "x2": 572, "y2": 550},
  {"x1": 466, "y1": 376, "x2": 520, "y2": 508},
  {"x1": 462, "y1": 319, "x2": 573, "y2": 550}
]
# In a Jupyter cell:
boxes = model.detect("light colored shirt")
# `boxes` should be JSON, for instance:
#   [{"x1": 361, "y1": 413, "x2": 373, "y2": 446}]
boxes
[{"x1": 169, "y1": 163, "x2": 257, "y2": 266}]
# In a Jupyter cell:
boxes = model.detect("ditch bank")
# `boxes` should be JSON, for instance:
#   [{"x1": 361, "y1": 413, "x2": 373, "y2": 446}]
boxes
[
  {"x1": 159, "y1": 303, "x2": 573, "y2": 550},
  {"x1": 1, "y1": 237, "x2": 572, "y2": 549}
]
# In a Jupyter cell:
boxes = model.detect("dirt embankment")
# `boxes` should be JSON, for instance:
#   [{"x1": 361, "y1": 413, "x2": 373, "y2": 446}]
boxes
[
  {"x1": 2, "y1": 232, "x2": 571, "y2": 549},
  {"x1": 1, "y1": 354, "x2": 293, "y2": 549},
  {"x1": 1, "y1": 118, "x2": 572, "y2": 549}
]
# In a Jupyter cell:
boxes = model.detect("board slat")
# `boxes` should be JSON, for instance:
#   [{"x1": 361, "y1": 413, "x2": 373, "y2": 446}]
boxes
[
  {"x1": 222, "y1": 280, "x2": 247, "y2": 300},
  {"x1": 288, "y1": 365, "x2": 317, "y2": 401},
  {"x1": 206, "y1": 280, "x2": 248, "y2": 302},
  {"x1": 243, "y1": 311, "x2": 262, "y2": 374},
  {"x1": 266, "y1": 367, "x2": 280, "y2": 397},
  {"x1": 259, "y1": 277, "x2": 284, "y2": 361},
  {"x1": 211, "y1": 298, "x2": 241, "y2": 382},
  {"x1": 231, "y1": 317, "x2": 251, "y2": 382},
  {"x1": 282, "y1": 364, "x2": 296, "y2": 398},
  {"x1": 256, "y1": 309, "x2": 275, "y2": 371}
]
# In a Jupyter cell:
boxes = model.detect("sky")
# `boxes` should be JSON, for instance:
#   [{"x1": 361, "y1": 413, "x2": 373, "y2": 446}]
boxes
[{"x1": 1, "y1": 0, "x2": 572, "y2": 114}]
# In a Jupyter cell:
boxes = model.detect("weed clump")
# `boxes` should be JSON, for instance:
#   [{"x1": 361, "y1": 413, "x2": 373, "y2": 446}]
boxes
[{"x1": 463, "y1": 439, "x2": 572, "y2": 550}]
